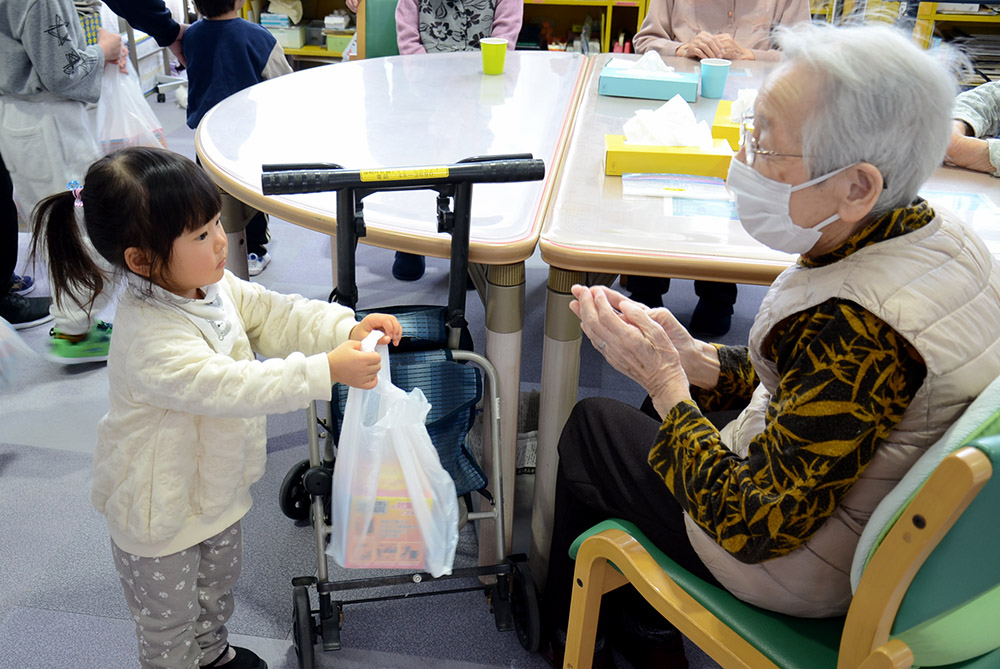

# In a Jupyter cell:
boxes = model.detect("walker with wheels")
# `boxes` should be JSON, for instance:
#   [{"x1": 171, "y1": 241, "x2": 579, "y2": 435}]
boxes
[{"x1": 260, "y1": 155, "x2": 545, "y2": 668}]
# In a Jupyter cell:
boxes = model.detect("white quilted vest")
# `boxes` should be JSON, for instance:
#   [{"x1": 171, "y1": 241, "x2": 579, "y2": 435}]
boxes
[{"x1": 686, "y1": 211, "x2": 1000, "y2": 617}]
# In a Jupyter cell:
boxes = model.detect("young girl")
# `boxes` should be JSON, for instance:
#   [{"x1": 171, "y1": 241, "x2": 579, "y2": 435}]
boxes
[{"x1": 31, "y1": 147, "x2": 402, "y2": 669}]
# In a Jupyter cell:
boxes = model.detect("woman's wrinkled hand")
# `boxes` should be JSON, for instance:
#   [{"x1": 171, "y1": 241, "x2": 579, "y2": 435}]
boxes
[
  {"x1": 570, "y1": 284, "x2": 691, "y2": 415},
  {"x1": 676, "y1": 31, "x2": 722, "y2": 59},
  {"x1": 645, "y1": 305, "x2": 721, "y2": 389},
  {"x1": 714, "y1": 33, "x2": 753, "y2": 60}
]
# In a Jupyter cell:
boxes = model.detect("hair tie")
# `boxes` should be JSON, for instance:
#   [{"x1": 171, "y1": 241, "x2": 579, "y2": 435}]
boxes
[{"x1": 67, "y1": 180, "x2": 83, "y2": 208}]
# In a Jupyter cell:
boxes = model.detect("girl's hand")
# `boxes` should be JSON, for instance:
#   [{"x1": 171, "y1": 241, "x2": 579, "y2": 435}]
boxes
[
  {"x1": 351, "y1": 313, "x2": 403, "y2": 346},
  {"x1": 328, "y1": 340, "x2": 383, "y2": 389}
]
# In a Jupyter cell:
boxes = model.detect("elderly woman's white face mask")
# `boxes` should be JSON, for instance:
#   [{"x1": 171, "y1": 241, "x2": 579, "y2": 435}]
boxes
[{"x1": 727, "y1": 158, "x2": 849, "y2": 255}]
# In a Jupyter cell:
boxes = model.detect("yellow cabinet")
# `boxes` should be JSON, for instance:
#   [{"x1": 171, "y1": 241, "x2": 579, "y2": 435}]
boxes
[
  {"x1": 523, "y1": 0, "x2": 647, "y2": 52},
  {"x1": 913, "y1": 2, "x2": 1000, "y2": 48}
]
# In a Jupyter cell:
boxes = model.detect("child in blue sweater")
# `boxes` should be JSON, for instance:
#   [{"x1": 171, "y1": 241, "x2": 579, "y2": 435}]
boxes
[{"x1": 184, "y1": 0, "x2": 293, "y2": 275}]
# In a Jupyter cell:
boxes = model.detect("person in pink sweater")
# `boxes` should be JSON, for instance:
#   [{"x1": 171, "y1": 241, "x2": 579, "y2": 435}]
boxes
[
  {"x1": 394, "y1": 0, "x2": 522, "y2": 55},
  {"x1": 633, "y1": 0, "x2": 810, "y2": 61}
]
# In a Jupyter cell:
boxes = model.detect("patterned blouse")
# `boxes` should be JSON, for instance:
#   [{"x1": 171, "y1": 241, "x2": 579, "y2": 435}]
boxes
[{"x1": 648, "y1": 201, "x2": 934, "y2": 563}]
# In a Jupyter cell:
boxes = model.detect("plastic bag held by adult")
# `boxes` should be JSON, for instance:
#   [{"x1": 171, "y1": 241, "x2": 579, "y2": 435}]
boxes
[
  {"x1": 327, "y1": 331, "x2": 459, "y2": 577},
  {"x1": 95, "y1": 60, "x2": 168, "y2": 154}
]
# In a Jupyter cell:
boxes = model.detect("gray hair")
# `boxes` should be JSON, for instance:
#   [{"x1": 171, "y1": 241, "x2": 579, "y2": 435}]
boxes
[{"x1": 773, "y1": 23, "x2": 957, "y2": 216}]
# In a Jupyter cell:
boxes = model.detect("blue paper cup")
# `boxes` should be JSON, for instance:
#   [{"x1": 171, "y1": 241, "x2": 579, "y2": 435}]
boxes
[{"x1": 700, "y1": 58, "x2": 731, "y2": 99}]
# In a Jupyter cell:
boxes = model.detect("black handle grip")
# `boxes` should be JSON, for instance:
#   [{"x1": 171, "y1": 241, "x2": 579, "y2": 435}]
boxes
[{"x1": 260, "y1": 158, "x2": 545, "y2": 195}]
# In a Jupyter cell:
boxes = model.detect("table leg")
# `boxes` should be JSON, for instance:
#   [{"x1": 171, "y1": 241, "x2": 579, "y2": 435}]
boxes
[
  {"x1": 480, "y1": 262, "x2": 524, "y2": 565},
  {"x1": 219, "y1": 191, "x2": 251, "y2": 280},
  {"x1": 530, "y1": 267, "x2": 584, "y2": 586}
]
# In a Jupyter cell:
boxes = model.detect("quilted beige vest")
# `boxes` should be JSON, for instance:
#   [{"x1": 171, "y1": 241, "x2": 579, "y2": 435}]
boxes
[{"x1": 686, "y1": 211, "x2": 1000, "y2": 617}]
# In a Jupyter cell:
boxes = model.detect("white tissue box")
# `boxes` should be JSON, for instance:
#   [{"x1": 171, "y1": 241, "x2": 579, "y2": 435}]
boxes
[
  {"x1": 712, "y1": 100, "x2": 741, "y2": 151},
  {"x1": 604, "y1": 135, "x2": 733, "y2": 178},
  {"x1": 598, "y1": 64, "x2": 699, "y2": 103}
]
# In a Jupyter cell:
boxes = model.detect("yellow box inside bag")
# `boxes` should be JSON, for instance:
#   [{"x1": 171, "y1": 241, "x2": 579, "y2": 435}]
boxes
[
  {"x1": 604, "y1": 135, "x2": 733, "y2": 178},
  {"x1": 344, "y1": 456, "x2": 431, "y2": 570},
  {"x1": 712, "y1": 100, "x2": 741, "y2": 151}
]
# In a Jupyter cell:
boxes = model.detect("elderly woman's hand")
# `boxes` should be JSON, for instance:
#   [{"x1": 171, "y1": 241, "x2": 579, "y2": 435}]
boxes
[
  {"x1": 570, "y1": 285, "x2": 692, "y2": 416},
  {"x1": 676, "y1": 31, "x2": 723, "y2": 60},
  {"x1": 645, "y1": 305, "x2": 722, "y2": 390},
  {"x1": 714, "y1": 34, "x2": 754, "y2": 61}
]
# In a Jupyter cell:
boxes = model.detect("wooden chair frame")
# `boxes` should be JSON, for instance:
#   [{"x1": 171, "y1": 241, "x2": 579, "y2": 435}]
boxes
[{"x1": 563, "y1": 447, "x2": 993, "y2": 669}]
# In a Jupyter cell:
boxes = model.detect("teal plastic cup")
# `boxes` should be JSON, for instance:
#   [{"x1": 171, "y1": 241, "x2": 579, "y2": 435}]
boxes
[{"x1": 700, "y1": 58, "x2": 731, "y2": 99}]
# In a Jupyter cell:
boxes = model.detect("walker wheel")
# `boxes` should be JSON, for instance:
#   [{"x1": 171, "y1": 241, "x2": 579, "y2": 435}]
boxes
[
  {"x1": 508, "y1": 555, "x2": 542, "y2": 651},
  {"x1": 292, "y1": 585, "x2": 316, "y2": 668},
  {"x1": 279, "y1": 459, "x2": 311, "y2": 521},
  {"x1": 156, "y1": 92, "x2": 166, "y2": 103}
]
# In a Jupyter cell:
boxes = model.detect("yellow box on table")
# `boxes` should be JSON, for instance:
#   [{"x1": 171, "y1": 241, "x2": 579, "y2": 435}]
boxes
[
  {"x1": 604, "y1": 135, "x2": 733, "y2": 178},
  {"x1": 712, "y1": 100, "x2": 741, "y2": 151}
]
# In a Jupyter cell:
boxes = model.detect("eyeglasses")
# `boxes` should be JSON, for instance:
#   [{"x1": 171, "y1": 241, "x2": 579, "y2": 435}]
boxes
[{"x1": 739, "y1": 112, "x2": 807, "y2": 167}]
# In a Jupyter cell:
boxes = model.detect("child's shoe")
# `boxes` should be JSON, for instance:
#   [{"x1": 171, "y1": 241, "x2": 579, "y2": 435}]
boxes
[
  {"x1": 204, "y1": 643, "x2": 267, "y2": 668},
  {"x1": 9, "y1": 273, "x2": 35, "y2": 296},
  {"x1": 46, "y1": 320, "x2": 112, "y2": 364},
  {"x1": 248, "y1": 252, "x2": 271, "y2": 276}
]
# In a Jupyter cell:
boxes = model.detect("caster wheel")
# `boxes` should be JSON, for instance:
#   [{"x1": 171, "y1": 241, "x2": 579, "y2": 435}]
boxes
[
  {"x1": 293, "y1": 585, "x2": 316, "y2": 668},
  {"x1": 509, "y1": 556, "x2": 542, "y2": 651},
  {"x1": 156, "y1": 92, "x2": 166, "y2": 103},
  {"x1": 279, "y1": 459, "x2": 311, "y2": 521}
]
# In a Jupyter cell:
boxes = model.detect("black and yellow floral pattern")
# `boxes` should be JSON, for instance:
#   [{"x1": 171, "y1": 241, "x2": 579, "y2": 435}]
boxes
[{"x1": 648, "y1": 201, "x2": 934, "y2": 563}]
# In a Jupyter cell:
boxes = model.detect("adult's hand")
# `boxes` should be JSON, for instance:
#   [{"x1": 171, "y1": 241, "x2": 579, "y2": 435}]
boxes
[
  {"x1": 645, "y1": 305, "x2": 722, "y2": 389},
  {"x1": 346, "y1": 0, "x2": 360, "y2": 12},
  {"x1": 168, "y1": 22, "x2": 187, "y2": 67},
  {"x1": 675, "y1": 31, "x2": 723, "y2": 59},
  {"x1": 570, "y1": 285, "x2": 691, "y2": 416},
  {"x1": 714, "y1": 33, "x2": 753, "y2": 60},
  {"x1": 97, "y1": 27, "x2": 123, "y2": 64},
  {"x1": 945, "y1": 120, "x2": 994, "y2": 174}
]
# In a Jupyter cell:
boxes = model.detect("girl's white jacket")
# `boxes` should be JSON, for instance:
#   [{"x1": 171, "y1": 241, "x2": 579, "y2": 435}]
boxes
[{"x1": 92, "y1": 271, "x2": 357, "y2": 557}]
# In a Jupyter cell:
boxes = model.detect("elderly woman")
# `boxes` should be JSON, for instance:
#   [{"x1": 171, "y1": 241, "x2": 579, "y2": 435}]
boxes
[
  {"x1": 540, "y1": 22, "x2": 1000, "y2": 668},
  {"x1": 947, "y1": 81, "x2": 1000, "y2": 176}
]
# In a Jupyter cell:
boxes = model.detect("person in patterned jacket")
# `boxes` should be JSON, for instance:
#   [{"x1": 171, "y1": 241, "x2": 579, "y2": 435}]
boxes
[{"x1": 539, "y1": 22, "x2": 1000, "y2": 669}]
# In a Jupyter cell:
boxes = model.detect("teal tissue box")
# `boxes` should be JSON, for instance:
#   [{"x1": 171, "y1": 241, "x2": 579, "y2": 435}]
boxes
[{"x1": 598, "y1": 64, "x2": 699, "y2": 103}]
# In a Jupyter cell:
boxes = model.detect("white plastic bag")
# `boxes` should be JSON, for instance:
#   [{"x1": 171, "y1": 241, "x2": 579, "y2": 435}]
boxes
[
  {"x1": 328, "y1": 331, "x2": 459, "y2": 577},
  {"x1": 0, "y1": 317, "x2": 37, "y2": 391},
  {"x1": 95, "y1": 60, "x2": 168, "y2": 154}
]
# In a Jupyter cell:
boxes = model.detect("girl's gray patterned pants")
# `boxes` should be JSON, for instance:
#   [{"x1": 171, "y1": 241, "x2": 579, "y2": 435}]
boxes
[{"x1": 111, "y1": 521, "x2": 243, "y2": 668}]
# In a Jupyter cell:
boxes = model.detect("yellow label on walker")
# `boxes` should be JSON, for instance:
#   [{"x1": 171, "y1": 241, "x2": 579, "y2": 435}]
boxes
[
  {"x1": 345, "y1": 458, "x2": 432, "y2": 570},
  {"x1": 360, "y1": 167, "x2": 450, "y2": 182}
]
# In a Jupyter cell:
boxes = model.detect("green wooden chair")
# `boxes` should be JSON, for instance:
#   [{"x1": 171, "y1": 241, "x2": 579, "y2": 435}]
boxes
[
  {"x1": 564, "y1": 410, "x2": 1000, "y2": 668},
  {"x1": 356, "y1": 0, "x2": 400, "y2": 59}
]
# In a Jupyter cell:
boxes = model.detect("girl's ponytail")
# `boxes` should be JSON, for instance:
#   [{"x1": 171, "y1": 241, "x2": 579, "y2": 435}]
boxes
[{"x1": 30, "y1": 191, "x2": 106, "y2": 314}]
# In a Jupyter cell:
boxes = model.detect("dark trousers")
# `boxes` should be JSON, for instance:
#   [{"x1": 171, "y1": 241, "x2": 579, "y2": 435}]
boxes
[
  {"x1": 246, "y1": 211, "x2": 268, "y2": 256},
  {"x1": 1, "y1": 152, "x2": 17, "y2": 291},
  {"x1": 542, "y1": 396, "x2": 721, "y2": 635},
  {"x1": 627, "y1": 276, "x2": 737, "y2": 307}
]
